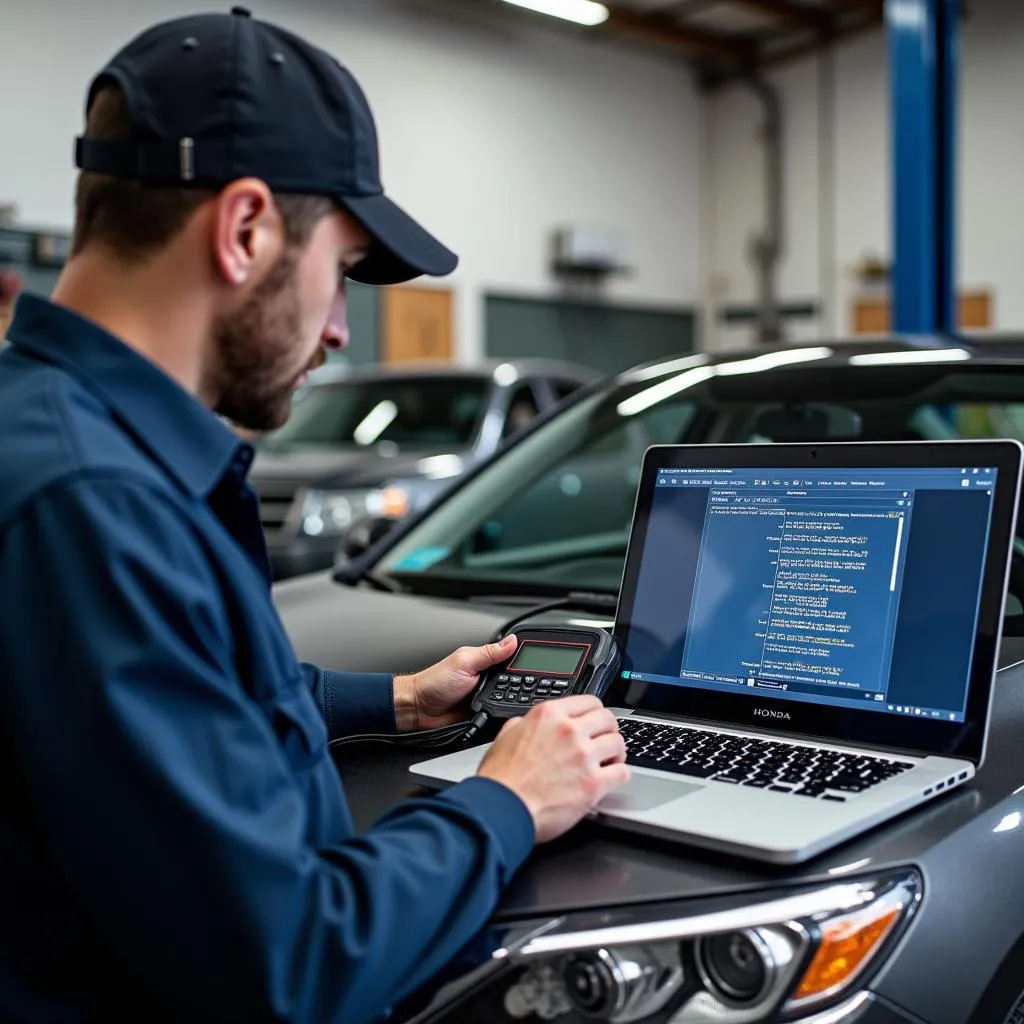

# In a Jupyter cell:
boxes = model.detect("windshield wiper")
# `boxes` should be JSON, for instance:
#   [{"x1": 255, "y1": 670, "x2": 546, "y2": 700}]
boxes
[
  {"x1": 476, "y1": 590, "x2": 618, "y2": 636},
  {"x1": 334, "y1": 553, "x2": 622, "y2": 610},
  {"x1": 479, "y1": 590, "x2": 618, "y2": 612},
  {"x1": 335, "y1": 564, "x2": 406, "y2": 594}
]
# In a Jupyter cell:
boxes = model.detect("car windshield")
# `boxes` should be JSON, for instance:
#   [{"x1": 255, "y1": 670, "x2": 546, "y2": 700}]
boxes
[
  {"x1": 263, "y1": 377, "x2": 488, "y2": 450},
  {"x1": 378, "y1": 359, "x2": 1024, "y2": 601}
]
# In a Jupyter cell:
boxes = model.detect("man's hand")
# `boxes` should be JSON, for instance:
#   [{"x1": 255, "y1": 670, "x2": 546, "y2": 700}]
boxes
[
  {"x1": 393, "y1": 635, "x2": 517, "y2": 732},
  {"x1": 477, "y1": 696, "x2": 629, "y2": 844}
]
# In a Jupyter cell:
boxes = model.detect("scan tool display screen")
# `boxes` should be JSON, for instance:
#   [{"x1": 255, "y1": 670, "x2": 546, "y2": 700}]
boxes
[{"x1": 508, "y1": 642, "x2": 586, "y2": 677}]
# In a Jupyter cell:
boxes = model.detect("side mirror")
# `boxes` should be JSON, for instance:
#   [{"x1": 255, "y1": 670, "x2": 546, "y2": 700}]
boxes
[{"x1": 338, "y1": 514, "x2": 400, "y2": 562}]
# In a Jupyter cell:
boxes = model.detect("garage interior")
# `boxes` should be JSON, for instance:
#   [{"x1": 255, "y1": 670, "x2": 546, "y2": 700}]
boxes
[
  {"x1": 4, "y1": 0, "x2": 1013, "y2": 366},
  {"x1": 3, "y1": 1, "x2": 1024, "y2": 1023}
]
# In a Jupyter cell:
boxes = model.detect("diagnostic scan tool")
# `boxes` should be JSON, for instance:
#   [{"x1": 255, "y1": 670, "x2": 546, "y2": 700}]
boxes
[{"x1": 471, "y1": 626, "x2": 621, "y2": 720}]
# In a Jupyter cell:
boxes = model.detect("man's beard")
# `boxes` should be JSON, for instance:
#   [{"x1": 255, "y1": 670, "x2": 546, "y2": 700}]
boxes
[{"x1": 210, "y1": 250, "x2": 313, "y2": 433}]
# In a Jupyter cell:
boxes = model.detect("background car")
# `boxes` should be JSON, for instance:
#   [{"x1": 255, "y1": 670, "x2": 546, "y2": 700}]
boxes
[
  {"x1": 250, "y1": 358, "x2": 599, "y2": 579},
  {"x1": 274, "y1": 336, "x2": 1024, "y2": 1024}
]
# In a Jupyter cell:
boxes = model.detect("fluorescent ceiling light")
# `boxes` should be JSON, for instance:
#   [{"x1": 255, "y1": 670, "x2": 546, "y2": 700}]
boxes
[
  {"x1": 848, "y1": 348, "x2": 971, "y2": 367},
  {"x1": 499, "y1": 0, "x2": 610, "y2": 27},
  {"x1": 617, "y1": 366, "x2": 715, "y2": 418},
  {"x1": 715, "y1": 346, "x2": 834, "y2": 376}
]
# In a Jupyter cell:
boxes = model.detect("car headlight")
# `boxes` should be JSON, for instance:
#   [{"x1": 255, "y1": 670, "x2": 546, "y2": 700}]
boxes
[
  {"x1": 297, "y1": 486, "x2": 410, "y2": 537},
  {"x1": 410, "y1": 871, "x2": 920, "y2": 1024}
]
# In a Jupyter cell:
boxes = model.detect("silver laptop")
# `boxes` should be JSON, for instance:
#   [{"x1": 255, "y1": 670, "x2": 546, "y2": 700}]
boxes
[{"x1": 412, "y1": 441, "x2": 1022, "y2": 864}]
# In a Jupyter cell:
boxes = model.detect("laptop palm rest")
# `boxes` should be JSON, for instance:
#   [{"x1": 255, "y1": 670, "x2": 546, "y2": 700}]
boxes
[{"x1": 598, "y1": 775, "x2": 701, "y2": 813}]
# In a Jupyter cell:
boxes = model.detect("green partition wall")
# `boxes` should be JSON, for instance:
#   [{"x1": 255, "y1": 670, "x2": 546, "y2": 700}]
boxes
[{"x1": 485, "y1": 292, "x2": 697, "y2": 376}]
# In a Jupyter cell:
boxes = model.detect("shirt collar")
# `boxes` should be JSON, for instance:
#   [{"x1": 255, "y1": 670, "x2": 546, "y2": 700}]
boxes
[{"x1": 7, "y1": 293, "x2": 251, "y2": 498}]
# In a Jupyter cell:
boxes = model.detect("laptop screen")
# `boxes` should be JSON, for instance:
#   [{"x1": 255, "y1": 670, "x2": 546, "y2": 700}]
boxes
[{"x1": 614, "y1": 449, "x2": 1016, "y2": 757}]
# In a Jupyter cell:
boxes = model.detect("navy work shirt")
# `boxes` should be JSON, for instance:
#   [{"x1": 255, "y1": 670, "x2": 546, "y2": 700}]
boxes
[{"x1": 0, "y1": 295, "x2": 534, "y2": 1023}]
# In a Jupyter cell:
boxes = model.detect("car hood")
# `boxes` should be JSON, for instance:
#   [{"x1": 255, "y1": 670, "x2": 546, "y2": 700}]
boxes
[
  {"x1": 276, "y1": 572, "x2": 1024, "y2": 919},
  {"x1": 250, "y1": 446, "x2": 460, "y2": 489}
]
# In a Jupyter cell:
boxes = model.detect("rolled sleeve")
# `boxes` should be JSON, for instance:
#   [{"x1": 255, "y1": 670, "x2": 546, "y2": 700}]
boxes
[
  {"x1": 0, "y1": 474, "x2": 534, "y2": 1024},
  {"x1": 303, "y1": 664, "x2": 397, "y2": 739}
]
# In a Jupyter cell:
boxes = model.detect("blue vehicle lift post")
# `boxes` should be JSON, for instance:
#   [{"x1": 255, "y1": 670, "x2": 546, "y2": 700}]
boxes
[{"x1": 888, "y1": 0, "x2": 961, "y2": 335}]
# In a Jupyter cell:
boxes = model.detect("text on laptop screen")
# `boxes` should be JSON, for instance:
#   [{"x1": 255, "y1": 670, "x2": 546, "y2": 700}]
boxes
[{"x1": 621, "y1": 466, "x2": 998, "y2": 723}]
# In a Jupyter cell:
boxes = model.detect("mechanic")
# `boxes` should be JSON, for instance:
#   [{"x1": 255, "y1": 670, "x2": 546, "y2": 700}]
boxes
[{"x1": 0, "y1": 9, "x2": 628, "y2": 1023}]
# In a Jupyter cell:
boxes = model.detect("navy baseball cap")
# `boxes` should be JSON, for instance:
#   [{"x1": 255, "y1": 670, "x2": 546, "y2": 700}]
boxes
[{"x1": 74, "y1": 6, "x2": 458, "y2": 285}]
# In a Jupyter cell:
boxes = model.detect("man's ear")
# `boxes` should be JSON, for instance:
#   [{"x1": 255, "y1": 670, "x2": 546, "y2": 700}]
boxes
[{"x1": 209, "y1": 178, "x2": 283, "y2": 287}]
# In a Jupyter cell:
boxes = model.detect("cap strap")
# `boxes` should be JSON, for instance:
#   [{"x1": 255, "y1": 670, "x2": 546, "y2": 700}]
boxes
[
  {"x1": 74, "y1": 136, "x2": 384, "y2": 197},
  {"x1": 75, "y1": 137, "x2": 203, "y2": 185}
]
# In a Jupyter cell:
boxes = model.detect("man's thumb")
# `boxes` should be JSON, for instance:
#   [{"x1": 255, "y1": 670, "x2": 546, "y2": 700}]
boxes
[{"x1": 462, "y1": 634, "x2": 517, "y2": 672}]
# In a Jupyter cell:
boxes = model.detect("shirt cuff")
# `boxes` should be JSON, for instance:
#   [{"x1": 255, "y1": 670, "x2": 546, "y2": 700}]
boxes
[
  {"x1": 316, "y1": 669, "x2": 397, "y2": 740},
  {"x1": 432, "y1": 777, "x2": 536, "y2": 881}
]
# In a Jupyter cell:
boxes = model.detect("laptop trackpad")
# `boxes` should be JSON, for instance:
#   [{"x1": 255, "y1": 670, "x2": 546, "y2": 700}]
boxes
[{"x1": 598, "y1": 774, "x2": 701, "y2": 813}]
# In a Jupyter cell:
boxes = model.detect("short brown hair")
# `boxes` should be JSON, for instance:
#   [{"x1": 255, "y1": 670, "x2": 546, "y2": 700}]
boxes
[{"x1": 72, "y1": 85, "x2": 334, "y2": 262}]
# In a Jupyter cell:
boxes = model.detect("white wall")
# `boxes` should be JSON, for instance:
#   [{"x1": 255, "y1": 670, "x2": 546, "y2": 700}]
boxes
[
  {"x1": 959, "y1": 0, "x2": 1024, "y2": 333},
  {"x1": 704, "y1": 0, "x2": 1024, "y2": 351},
  {"x1": 0, "y1": 0, "x2": 703, "y2": 361}
]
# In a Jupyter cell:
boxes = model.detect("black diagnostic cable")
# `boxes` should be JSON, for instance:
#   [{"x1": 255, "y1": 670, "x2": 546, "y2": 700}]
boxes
[{"x1": 329, "y1": 711, "x2": 491, "y2": 752}]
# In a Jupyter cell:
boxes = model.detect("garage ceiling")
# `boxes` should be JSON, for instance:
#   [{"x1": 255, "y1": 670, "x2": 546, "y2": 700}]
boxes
[{"x1": 526, "y1": 0, "x2": 884, "y2": 88}]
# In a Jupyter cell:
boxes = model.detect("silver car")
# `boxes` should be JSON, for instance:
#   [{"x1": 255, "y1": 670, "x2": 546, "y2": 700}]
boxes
[{"x1": 251, "y1": 358, "x2": 600, "y2": 579}]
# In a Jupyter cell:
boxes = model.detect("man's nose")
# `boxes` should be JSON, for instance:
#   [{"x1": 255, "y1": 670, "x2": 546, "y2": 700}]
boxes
[
  {"x1": 322, "y1": 325, "x2": 349, "y2": 350},
  {"x1": 322, "y1": 292, "x2": 350, "y2": 349}
]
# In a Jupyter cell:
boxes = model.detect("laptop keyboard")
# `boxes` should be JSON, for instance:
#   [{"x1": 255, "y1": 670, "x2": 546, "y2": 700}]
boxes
[{"x1": 619, "y1": 718, "x2": 915, "y2": 802}]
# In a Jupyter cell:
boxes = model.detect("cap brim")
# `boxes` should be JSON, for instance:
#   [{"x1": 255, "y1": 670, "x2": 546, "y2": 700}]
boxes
[{"x1": 341, "y1": 193, "x2": 458, "y2": 286}]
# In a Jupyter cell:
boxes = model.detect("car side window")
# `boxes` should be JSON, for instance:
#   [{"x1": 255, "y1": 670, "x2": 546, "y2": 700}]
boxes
[
  {"x1": 502, "y1": 384, "x2": 542, "y2": 441},
  {"x1": 947, "y1": 403, "x2": 1024, "y2": 442},
  {"x1": 464, "y1": 401, "x2": 697, "y2": 588},
  {"x1": 552, "y1": 379, "x2": 583, "y2": 402}
]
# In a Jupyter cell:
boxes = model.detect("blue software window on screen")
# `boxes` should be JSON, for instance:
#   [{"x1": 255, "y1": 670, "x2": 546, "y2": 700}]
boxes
[{"x1": 624, "y1": 465, "x2": 998, "y2": 723}]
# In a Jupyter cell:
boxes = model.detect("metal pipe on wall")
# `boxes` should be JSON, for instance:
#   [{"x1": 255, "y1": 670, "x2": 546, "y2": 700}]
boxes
[
  {"x1": 745, "y1": 76, "x2": 785, "y2": 345},
  {"x1": 817, "y1": 45, "x2": 837, "y2": 338}
]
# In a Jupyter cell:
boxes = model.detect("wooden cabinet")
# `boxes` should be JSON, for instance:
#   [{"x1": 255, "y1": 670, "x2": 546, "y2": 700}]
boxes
[
  {"x1": 852, "y1": 289, "x2": 992, "y2": 334},
  {"x1": 381, "y1": 286, "x2": 454, "y2": 364}
]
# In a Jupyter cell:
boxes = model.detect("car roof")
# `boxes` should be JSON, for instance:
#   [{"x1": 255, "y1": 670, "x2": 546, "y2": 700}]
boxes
[
  {"x1": 616, "y1": 334, "x2": 1024, "y2": 391},
  {"x1": 336, "y1": 358, "x2": 601, "y2": 385},
  {"x1": 309, "y1": 337, "x2": 1024, "y2": 395}
]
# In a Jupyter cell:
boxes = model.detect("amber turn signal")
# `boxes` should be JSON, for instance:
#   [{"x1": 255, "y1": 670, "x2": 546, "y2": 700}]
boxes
[{"x1": 790, "y1": 902, "x2": 902, "y2": 1007}]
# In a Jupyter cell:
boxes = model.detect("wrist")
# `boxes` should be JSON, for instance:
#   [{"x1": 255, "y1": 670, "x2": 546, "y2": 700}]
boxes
[{"x1": 393, "y1": 674, "x2": 420, "y2": 732}]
